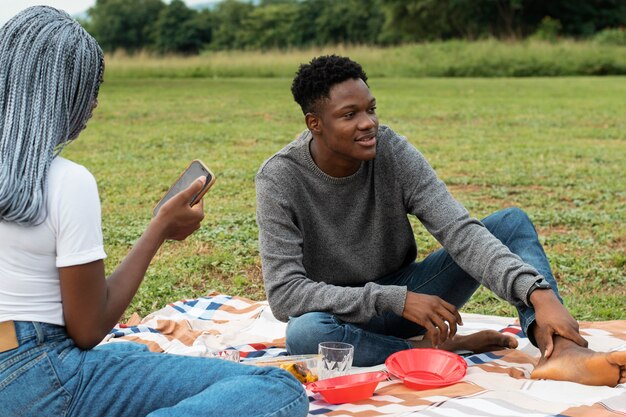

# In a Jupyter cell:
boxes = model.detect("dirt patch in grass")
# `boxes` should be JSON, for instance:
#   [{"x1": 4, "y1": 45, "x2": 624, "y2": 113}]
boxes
[
  {"x1": 448, "y1": 184, "x2": 483, "y2": 194},
  {"x1": 536, "y1": 225, "x2": 571, "y2": 236}
]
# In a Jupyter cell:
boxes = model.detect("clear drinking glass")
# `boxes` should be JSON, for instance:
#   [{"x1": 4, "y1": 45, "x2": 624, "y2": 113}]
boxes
[{"x1": 318, "y1": 342, "x2": 354, "y2": 380}]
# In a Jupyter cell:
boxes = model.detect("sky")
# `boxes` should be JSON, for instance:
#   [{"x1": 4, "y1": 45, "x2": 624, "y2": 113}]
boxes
[{"x1": 0, "y1": 1, "x2": 214, "y2": 26}]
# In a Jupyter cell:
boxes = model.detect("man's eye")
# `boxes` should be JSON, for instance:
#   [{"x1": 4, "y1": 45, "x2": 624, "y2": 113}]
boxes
[
  {"x1": 344, "y1": 112, "x2": 354, "y2": 119},
  {"x1": 368, "y1": 106, "x2": 377, "y2": 113}
]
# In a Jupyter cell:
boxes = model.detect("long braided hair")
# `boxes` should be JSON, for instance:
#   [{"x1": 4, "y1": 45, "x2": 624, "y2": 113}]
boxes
[{"x1": 0, "y1": 6, "x2": 104, "y2": 225}]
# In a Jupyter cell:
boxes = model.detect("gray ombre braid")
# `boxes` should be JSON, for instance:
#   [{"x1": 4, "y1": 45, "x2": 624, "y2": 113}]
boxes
[{"x1": 0, "y1": 6, "x2": 104, "y2": 225}]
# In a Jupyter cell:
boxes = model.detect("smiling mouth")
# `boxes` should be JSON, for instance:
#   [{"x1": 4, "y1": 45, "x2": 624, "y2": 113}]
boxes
[{"x1": 355, "y1": 132, "x2": 376, "y2": 142}]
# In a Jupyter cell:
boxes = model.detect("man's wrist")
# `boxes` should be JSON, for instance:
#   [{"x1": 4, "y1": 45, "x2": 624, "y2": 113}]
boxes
[{"x1": 526, "y1": 279, "x2": 552, "y2": 307}]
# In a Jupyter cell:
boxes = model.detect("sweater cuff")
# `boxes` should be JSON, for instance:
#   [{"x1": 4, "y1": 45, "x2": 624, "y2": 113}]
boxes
[
  {"x1": 513, "y1": 273, "x2": 543, "y2": 307},
  {"x1": 381, "y1": 285, "x2": 407, "y2": 317}
]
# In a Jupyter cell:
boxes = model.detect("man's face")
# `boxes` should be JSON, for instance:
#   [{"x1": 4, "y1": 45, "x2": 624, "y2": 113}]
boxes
[{"x1": 308, "y1": 78, "x2": 378, "y2": 177}]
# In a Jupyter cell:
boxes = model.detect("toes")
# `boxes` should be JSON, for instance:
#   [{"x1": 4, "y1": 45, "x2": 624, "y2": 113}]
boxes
[
  {"x1": 505, "y1": 334, "x2": 519, "y2": 349},
  {"x1": 618, "y1": 363, "x2": 626, "y2": 384},
  {"x1": 494, "y1": 332, "x2": 517, "y2": 348},
  {"x1": 608, "y1": 351, "x2": 626, "y2": 367},
  {"x1": 530, "y1": 350, "x2": 626, "y2": 386},
  {"x1": 602, "y1": 352, "x2": 626, "y2": 386}
]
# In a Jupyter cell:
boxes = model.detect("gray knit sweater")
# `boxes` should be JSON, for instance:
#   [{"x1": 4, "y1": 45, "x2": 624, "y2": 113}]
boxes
[{"x1": 256, "y1": 125, "x2": 541, "y2": 323}]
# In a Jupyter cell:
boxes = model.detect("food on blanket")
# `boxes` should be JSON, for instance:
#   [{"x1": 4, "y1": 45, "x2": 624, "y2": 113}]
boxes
[
  {"x1": 279, "y1": 362, "x2": 318, "y2": 383},
  {"x1": 245, "y1": 354, "x2": 320, "y2": 384}
]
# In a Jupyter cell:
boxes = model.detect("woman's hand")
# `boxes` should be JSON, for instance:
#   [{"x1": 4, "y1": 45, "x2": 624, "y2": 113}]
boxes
[
  {"x1": 402, "y1": 291, "x2": 463, "y2": 348},
  {"x1": 531, "y1": 289, "x2": 588, "y2": 358},
  {"x1": 152, "y1": 176, "x2": 206, "y2": 241}
]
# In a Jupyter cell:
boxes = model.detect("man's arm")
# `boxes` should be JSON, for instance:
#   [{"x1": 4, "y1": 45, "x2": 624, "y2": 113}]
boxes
[
  {"x1": 390, "y1": 131, "x2": 587, "y2": 350},
  {"x1": 390, "y1": 134, "x2": 538, "y2": 306}
]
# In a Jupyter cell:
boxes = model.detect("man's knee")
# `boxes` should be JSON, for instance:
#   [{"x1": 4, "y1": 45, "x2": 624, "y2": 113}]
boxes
[
  {"x1": 286, "y1": 312, "x2": 342, "y2": 355},
  {"x1": 485, "y1": 206, "x2": 534, "y2": 239},
  {"x1": 502, "y1": 206, "x2": 531, "y2": 224}
]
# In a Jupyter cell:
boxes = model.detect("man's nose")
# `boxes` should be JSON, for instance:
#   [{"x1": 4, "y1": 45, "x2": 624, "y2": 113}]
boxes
[{"x1": 359, "y1": 113, "x2": 376, "y2": 129}]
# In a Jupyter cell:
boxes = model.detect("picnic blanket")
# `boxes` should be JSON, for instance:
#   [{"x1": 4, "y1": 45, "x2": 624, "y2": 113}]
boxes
[{"x1": 102, "y1": 293, "x2": 626, "y2": 417}]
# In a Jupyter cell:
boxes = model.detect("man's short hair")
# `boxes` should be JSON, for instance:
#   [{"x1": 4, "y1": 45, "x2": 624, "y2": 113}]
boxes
[{"x1": 291, "y1": 55, "x2": 368, "y2": 115}]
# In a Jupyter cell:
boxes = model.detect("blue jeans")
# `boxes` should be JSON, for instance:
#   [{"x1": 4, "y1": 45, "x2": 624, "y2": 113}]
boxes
[
  {"x1": 287, "y1": 207, "x2": 562, "y2": 366},
  {"x1": 0, "y1": 321, "x2": 309, "y2": 417}
]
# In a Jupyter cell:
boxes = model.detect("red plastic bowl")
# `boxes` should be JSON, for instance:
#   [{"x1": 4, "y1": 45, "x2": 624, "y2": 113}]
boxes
[
  {"x1": 307, "y1": 371, "x2": 388, "y2": 404},
  {"x1": 385, "y1": 348, "x2": 467, "y2": 390}
]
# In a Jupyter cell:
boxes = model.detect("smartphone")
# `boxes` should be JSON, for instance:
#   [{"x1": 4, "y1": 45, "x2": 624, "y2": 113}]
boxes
[{"x1": 152, "y1": 160, "x2": 216, "y2": 217}]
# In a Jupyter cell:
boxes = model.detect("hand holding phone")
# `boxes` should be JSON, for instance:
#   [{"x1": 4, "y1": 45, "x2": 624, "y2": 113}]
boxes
[
  {"x1": 153, "y1": 160, "x2": 216, "y2": 217},
  {"x1": 151, "y1": 177, "x2": 206, "y2": 241}
]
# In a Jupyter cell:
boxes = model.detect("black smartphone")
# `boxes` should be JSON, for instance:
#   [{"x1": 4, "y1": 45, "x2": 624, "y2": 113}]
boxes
[{"x1": 152, "y1": 160, "x2": 216, "y2": 217}]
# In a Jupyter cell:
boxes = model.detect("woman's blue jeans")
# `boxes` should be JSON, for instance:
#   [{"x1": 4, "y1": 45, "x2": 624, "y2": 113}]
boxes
[
  {"x1": 286, "y1": 207, "x2": 562, "y2": 367},
  {"x1": 0, "y1": 321, "x2": 309, "y2": 417}
]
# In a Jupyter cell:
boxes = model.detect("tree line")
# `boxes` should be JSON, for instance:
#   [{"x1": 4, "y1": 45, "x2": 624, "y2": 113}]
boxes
[{"x1": 83, "y1": 0, "x2": 626, "y2": 54}]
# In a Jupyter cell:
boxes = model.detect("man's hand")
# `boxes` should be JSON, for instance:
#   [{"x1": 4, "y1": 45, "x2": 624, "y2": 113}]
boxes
[
  {"x1": 531, "y1": 289, "x2": 588, "y2": 358},
  {"x1": 402, "y1": 291, "x2": 463, "y2": 348}
]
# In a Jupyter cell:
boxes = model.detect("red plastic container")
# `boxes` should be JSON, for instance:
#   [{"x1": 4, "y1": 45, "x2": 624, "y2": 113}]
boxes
[
  {"x1": 307, "y1": 371, "x2": 388, "y2": 404},
  {"x1": 385, "y1": 348, "x2": 467, "y2": 390}
]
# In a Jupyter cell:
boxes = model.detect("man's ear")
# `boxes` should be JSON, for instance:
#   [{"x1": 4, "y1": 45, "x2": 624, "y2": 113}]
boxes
[{"x1": 305, "y1": 112, "x2": 322, "y2": 135}]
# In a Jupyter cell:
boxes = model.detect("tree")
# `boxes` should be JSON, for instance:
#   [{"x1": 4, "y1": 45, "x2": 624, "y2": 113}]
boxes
[
  {"x1": 378, "y1": 0, "x2": 626, "y2": 43},
  {"x1": 289, "y1": 0, "x2": 326, "y2": 47},
  {"x1": 523, "y1": 0, "x2": 626, "y2": 37},
  {"x1": 238, "y1": 1, "x2": 301, "y2": 49},
  {"x1": 191, "y1": 9, "x2": 214, "y2": 46},
  {"x1": 314, "y1": 0, "x2": 384, "y2": 45},
  {"x1": 210, "y1": 0, "x2": 254, "y2": 50},
  {"x1": 153, "y1": 0, "x2": 204, "y2": 54},
  {"x1": 378, "y1": 0, "x2": 451, "y2": 43},
  {"x1": 88, "y1": 0, "x2": 165, "y2": 52}
]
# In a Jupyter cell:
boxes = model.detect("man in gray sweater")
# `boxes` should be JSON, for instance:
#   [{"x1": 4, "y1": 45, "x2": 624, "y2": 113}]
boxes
[{"x1": 255, "y1": 55, "x2": 625, "y2": 386}]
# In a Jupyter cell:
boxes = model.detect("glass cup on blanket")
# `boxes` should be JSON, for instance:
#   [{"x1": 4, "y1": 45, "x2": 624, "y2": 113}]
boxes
[
  {"x1": 207, "y1": 349, "x2": 240, "y2": 362},
  {"x1": 318, "y1": 342, "x2": 354, "y2": 380}
]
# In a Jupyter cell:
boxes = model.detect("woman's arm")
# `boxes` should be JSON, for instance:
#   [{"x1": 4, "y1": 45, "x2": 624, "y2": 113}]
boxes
[{"x1": 59, "y1": 177, "x2": 206, "y2": 349}]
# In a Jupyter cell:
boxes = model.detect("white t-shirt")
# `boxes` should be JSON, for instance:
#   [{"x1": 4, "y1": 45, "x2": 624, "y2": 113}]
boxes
[{"x1": 0, "y1": 157, "x2": 107, "y2": 325}]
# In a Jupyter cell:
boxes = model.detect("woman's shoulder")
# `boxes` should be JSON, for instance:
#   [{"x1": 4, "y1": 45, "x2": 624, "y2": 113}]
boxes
[
  {"x1": 50, "y1": 156, "x2": 89, "y2": 172},
  {"x1": 48, "y1": 157, "x2": 98, "y2": 194},
  {"x1": 50, "y1": 157, "x2": 95, "y2": 180}
]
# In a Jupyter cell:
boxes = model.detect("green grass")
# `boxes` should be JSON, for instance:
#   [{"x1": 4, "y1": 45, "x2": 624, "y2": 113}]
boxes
[
  {"x1": 62, "y1": 75, "x2": 625, "y2": 322},
  {"x1": 104, "y1": 40, "x2": 626, "y2": 78}
]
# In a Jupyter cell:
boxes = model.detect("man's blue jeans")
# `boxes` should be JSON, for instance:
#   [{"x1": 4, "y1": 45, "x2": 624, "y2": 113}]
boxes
[
  {"x1": 0, "y1": 321, "x2": 309, "y2": 417},
  {"x1": 286, "y1": 207, "x2": 562, "y2": 367}
]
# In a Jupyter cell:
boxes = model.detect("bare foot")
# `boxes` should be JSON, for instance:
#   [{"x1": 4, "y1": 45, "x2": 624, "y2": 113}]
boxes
[
  {"x1": 410, "y1": 330, "x2": 518, "y2": 353},
  {"x1": 531, "y1": 336, "x2": 626, "y2": 386}
]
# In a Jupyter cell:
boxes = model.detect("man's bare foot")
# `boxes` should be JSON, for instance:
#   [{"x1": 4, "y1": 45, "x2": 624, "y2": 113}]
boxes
[
  {"x1": 531, "y1": 336, "x2": 626, "y2": 386},
  {"x1": 410, "y1": 330, "x2": 518, "y2": 353}
]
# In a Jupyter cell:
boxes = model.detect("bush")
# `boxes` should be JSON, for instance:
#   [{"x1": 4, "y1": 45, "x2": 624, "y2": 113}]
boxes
[
  {"x1": 102, "y1": 40, "x2": 626, "y2": 79},
  {"x1": 593, "y1": 27, "x2": 626, "y2": 46},
  {"x1": 530, "y1": 17, "x2": 562, "y2": 42}
]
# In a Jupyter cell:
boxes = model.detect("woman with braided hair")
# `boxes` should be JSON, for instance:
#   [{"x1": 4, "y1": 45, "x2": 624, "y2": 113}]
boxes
[{"x1": 0, "y1": 6, "x2": 308, "y2": 417}]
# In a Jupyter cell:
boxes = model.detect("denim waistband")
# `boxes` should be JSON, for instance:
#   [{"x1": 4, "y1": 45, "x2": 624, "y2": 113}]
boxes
[{"x1": 11, "y1": 321, "x2": 68, "y2": 345}]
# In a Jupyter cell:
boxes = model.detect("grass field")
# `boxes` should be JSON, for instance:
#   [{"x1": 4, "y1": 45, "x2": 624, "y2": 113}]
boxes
[
  {"x1": 62, "y1": 75, "x2": 625, "y2": 322},
  {"x1": 105, "y1": 40, "x2": 626, "y2": 78}
]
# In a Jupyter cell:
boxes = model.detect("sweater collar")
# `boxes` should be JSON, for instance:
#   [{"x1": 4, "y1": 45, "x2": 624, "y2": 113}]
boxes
[{"x1": 297, "y1": 130, "x2": 365, "y2": 184}]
